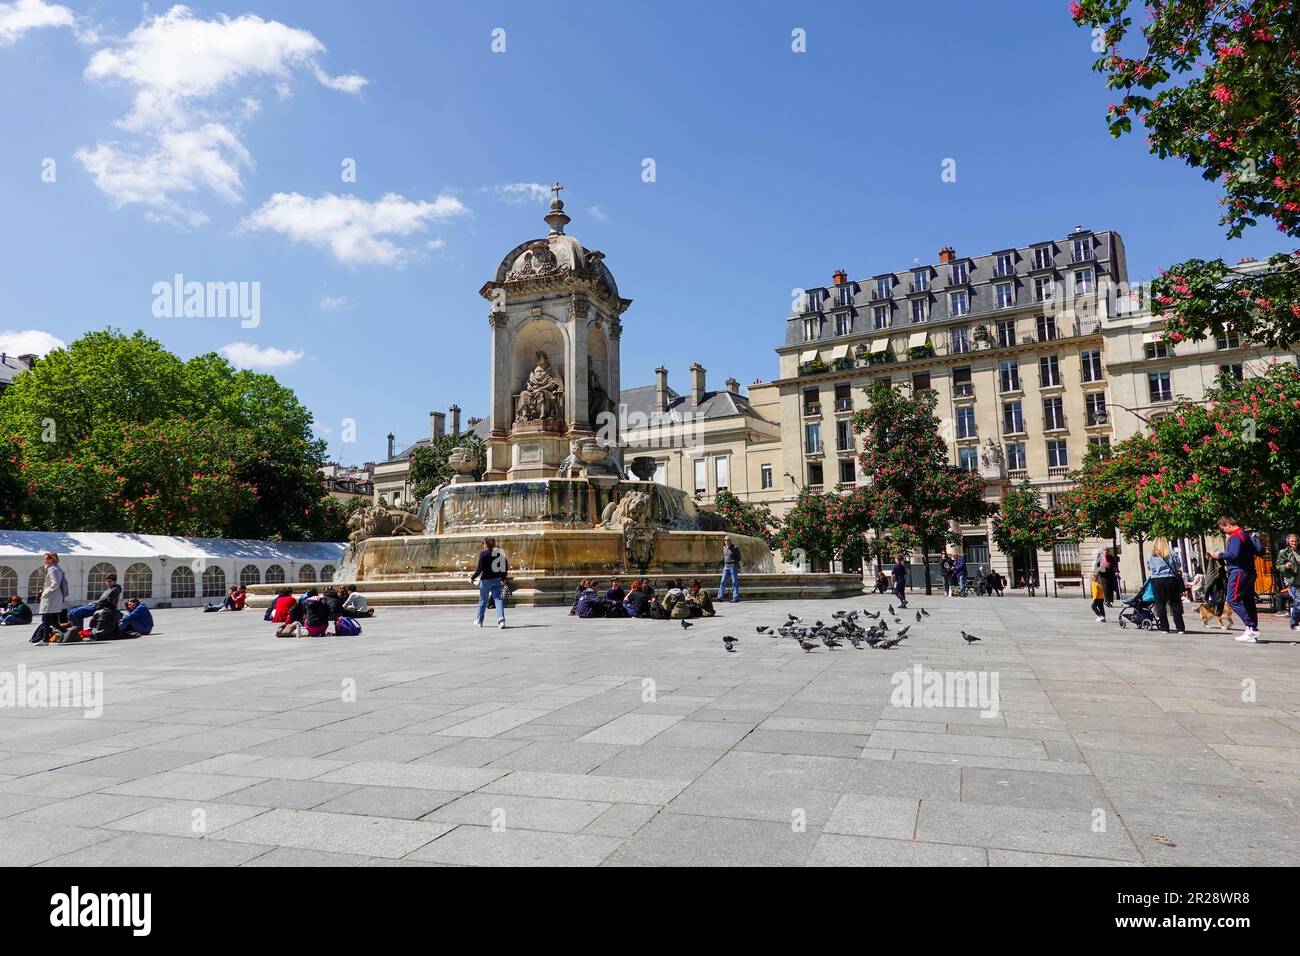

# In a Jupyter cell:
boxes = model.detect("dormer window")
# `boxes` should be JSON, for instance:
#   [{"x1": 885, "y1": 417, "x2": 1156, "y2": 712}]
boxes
[
  {"x1": 875, "y1": 277, "x2": 892, "y2": 300},
  {"x1": 912, "y1": 268, "x2": 929, "y2": 292},
  {"x1": 951, "y1": 261, "x2": 968, "y2": 284}
]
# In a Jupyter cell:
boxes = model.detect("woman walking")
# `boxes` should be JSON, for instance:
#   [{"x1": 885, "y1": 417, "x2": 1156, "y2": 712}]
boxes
[
  {"x1": 470, "y1": 536, "x2": 508, "y2": 629},
  {"x1": 1146, "y1": 537, "x2": 1186, "y2": 634},
  {"x1": 34, "y1": 551, "x2": 68, "y2": 643}
]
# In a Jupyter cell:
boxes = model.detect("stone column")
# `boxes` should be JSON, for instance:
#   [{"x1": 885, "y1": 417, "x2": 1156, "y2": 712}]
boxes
[
  {"x1": 607, "y1": 316, "x2": 623, "y2": 466},
  {"x1": 487, "y1": 310, "x2": 511, "y2": 478},
  {"x1": 567, "y1": 299, "x2": 589, "y2": 432}
]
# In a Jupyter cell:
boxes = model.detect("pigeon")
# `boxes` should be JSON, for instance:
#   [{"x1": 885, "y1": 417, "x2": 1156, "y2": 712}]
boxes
[
  {"x1": 921, "y1": 608, "x2": 930, "y2": 617},
  {"x1": 961, "y1": 631, "x2": 980, "y2": 644},
  {"x1": 888, "y1": 604, "x2": 895, "y2": 615},
  {"x1": 821, "y1": 633, "x2": 842, "y2": 649},
  {"x1": 723, "y1": 636, "x2": 737, "y2": 653},
  {"x1": 916, "y1": 611, "x2": 922, "y2": 623},
  {"x1": 893, "y1": 618, "x2": 902, "y2": 624},
  {"x1": 878, "y1": 636, "x2": 902, "y2": 650},
  {"x1": 896, "y1": 626, "x2": 911, "y2": 639},
  {"x1": 795, "y1": 637, "x2": 818, "y2": 653},
  {"x1": 680, "y1": 619, "x2": 693, "y2": 630}
]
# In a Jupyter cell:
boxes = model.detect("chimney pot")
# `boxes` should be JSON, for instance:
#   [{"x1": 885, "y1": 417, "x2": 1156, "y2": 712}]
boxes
[
  {"x1": 430, "y1": 411, "x2": 446, "y2": 441},
  {"x1": 655, "y1": 366, "x2": 670, "y2": 412},
  {"x1": 938, "y1": 245, "x2": 956, "y2": 264},
  {"x1": 449, "y1": 403, "x2": 461, "y2": 437},
  {"x1": 832, "y1": 269, "x2": 847, "y2": 286},
  {"x1": 724, "y1": 377, "x2": 740, "y2": 395},
  {"x1": 386, "y1": 432, "x2": 395, "y2": 460}
]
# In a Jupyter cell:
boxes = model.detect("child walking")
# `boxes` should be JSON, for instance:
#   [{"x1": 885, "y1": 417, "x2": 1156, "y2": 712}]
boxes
[{"x1": 1090, "y1": 572, "x2": 1106, "y2": 623}]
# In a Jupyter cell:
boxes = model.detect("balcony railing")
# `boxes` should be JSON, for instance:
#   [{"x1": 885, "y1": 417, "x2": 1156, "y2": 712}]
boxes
[
  {"x1": 803, "y1": 403, "x2": 822, "y2": 416},
  {"x1": 1008, "y1": 468, "x2": 1029, "y2": 480},
  {"x1": 871, "y1": 288, "x2": 891, "y2": 301},
  {"x1": 1048, "y1": 465, "x2": 1070, "y2": 477},
  {"x1": 1072, "y1": 250, "x2": 1094, "y2": 262},
  {"x1": 834, "y1": 397, "x2": 853, "y2": 412},
  {"x1": 908, "y1": 281, "x2": 928, "y2": 293},
  {"x1": 953, "y1": 382, "x2": 974, "y2": 397},
  {"x1": 956, "y1": 426, "x2": 978, "y2": 440},
  {"x1": 806, "y1": 444, "x2": 824, "y2": 457},
  {"x1": 1086, "y1": 410, "x2": 1108, "y2": 427},
  {"x1": 993, "y1": 265, "x2": 1016, "y2": 278},
  {"x1": 1043, "y1": 415, "x2": 1068, "y2": 431}
]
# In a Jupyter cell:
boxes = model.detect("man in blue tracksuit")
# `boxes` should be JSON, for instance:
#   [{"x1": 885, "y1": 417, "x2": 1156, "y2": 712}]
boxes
[
  {"x1": 1216, "y1": 517, "x2": 1260, "y2": 642},
  {"x1": 119, "y1": 598, "x2": 154, "y2": 637}
]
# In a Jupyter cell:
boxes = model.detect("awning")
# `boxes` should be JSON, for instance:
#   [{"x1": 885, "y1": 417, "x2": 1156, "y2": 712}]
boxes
[
  {"x1": 800, "y1": 349, "x2": 820, "y2": 363},
  {"x1": 907, "y1": 331, "x2": 928, "y2": 349},
  {"x1": 1141, "y1": 331, "x2": 1164, "y2": 344},
  {"x1": 870, "y1": 338, "x2": 889, "y2": 354},
  {"x1": 830, "y1": 345, "x2": 849, "y2": 360}
]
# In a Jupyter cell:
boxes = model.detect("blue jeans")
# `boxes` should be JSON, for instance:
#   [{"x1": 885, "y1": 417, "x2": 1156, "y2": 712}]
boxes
[
  {"x1": 67, "y1": 604, "x2": 96, "y2": 629},
  {"x1": 1289, "y1": 585, "x2": 1299, "y2": 627},
  {"x1": 717, "y1": 566, "x2": 740, "y2": 601},
  {"x1": 476, "y1": 579, "x2": 504, "y2": 624}
]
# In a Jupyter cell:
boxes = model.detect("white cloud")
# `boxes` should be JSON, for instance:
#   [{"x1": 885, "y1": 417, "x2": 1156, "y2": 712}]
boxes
[
  {"x1": 219, "y1": 342, "x2": 304, "y2": 371},
  {"x1": 0, "y1": 328, "x2": 65, "y2": 356},
  {"x1": 319, "y1": 294, "x2": 353, "y2": 312},
  {"x1": 76, "y1": 123, "x2": 251, "y2": 225},
  {"x1": 240, "y1": 191, "x2": 470, "y2": 267},
  {"x1": 0, "y1": 0, "x2": 75, "y2": 47},
  {"x1": 586, "y1": 205, "x2": 607, "y2": 221},
  {"x1": 491, "y1": 182, "x2": 551, "y2": 204},
  {"x1": 77, "y1": 5, "x2": 365, "y2": 223}
]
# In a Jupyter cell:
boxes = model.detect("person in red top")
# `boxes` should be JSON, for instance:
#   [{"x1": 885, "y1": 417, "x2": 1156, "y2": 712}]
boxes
[
  {"x1": 1216, "y1": 516, "x2": 1260, "y2": 642},
  {"x1": 233, "y1": 585, "x2": 247, "y2": 610},
  {"x1": 270, "y1": 588, "x2": 296, "y2": 623}
]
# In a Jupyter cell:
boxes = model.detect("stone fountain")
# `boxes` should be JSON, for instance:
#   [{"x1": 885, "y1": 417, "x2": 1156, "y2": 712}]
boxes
[{"x1": 256, "y1": 188, "x2": 859, "y2": 606}]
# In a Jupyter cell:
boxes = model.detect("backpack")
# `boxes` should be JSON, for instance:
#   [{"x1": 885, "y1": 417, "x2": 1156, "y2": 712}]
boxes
[
  {"x1": 30, "y1": 621, "x2": 51, "y2": 644},
  {"x1": 335, "y1": 616, "x2": 361, "y2": 636},
  {"x1": 263, "y1": 604, "x2": 274, "y2": 621}
]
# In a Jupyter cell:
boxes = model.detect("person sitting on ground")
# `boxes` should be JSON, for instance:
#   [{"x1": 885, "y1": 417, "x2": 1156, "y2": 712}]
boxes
[
  {"x1": 222, "y1": 585, "x2": 240, "y2": 610},
  {"x1": 686, "y1": 579, "x2": 716, "y2": 617},
  {"x1": 341, "y1": 585, "x2": 374, "y2": 618},
  {"x1": 86, "y1": 603, "x2": 122, "y2": 642},
  {"x1": 118, "y1": 598, "x2": 154, "y2": 637},
  {"x1": 987, "y1": 569, "x2": 1005, "y2": 596},
  {"x1": 301, "y1": 590, "x2": 329, "y2": 636},
  {"x1": 874, "y1": 570, "x2": 890, "y2": 594},
  {"x1": 605, "y1": 578, "x2": 626, "y2": 605},
  {"x1": 270, "y1": 587, "x2": 296, "y2": 623},
  {"x1": 322, "y1": 586, "x2": 345, "y2": 621},
  {"x1": 1, "y1": 595, "x2": 33, "y2": 626},
  {"x1": 624, "y1": 580, "x2": 651, "y2": 618},
  {"x1": 569, "y1": 579, "x2": 591, "y2": 616},
  {"x1": 575, "y1": 582, "x2": 606, "y2": 618},
  {"x1": 665, "y1": 579, "x2": 698, "y2": 619},
  {"x1": 68, "y1": 574, "x2": 122, "y2": 630}
]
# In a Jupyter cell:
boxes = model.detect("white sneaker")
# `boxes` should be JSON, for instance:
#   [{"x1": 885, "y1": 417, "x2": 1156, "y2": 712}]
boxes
[
  {"x1": 1095, "y1": 617, "x2": 1105, "y2": 624},
  {"x1": 474, "y1": 621, "x2": 483, "y2": 628},
  {"x1": 1235, "y1": 629, "x2": 1258, "y2": 643},
  {"x1": 498, "y1": 620, "x2": 506, "y2": 629}
]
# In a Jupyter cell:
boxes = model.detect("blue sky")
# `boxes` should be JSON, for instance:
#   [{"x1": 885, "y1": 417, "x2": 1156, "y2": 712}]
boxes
[{"x1": 0, "y1": 0, "x2": 1278, "y2": 466}]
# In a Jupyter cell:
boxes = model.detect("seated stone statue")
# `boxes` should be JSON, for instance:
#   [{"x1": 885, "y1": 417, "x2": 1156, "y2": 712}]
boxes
[{"x1": 516, "y1": 350, "x2": 564, "y2": 423}]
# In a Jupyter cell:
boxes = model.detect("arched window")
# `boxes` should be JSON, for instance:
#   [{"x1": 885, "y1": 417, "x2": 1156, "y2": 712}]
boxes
[
  {"x1": 265, "y1": 565, "x2": 286, "y2": 585},
  {"x1": 86, "y1": 562, "x2": 118, "y2": 601},
  {"x1": 123, "y1": 563, "x2": 152, "y2": 600},
  {"x1": 0, "y1": 565, "x2": 17, "y2": 599},
  {"x1": 320, "y1": 565, "x2": 336, "y2": 583},
  {"x1": 27, "y1": 568, "x2": 44, "y2": 602},
  {"x1": 171, "y1": 565, "x2": 196, "y2": 599},
  {"x1": 298, "y1": 564, "x2": 316, "y2": 583},
  {"x1": 201, "y1": 565, "x2": 226, "y2": 598},
  {"x1": 239, "y1": 564, "x2": 260, "y2": 588}
]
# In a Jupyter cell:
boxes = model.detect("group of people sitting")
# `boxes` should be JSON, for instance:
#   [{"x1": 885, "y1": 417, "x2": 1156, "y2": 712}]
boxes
[
  {"x1": 267, "y1": 585, "x2": 371, "y2": 637},
  {"x1": 20, "y1": 573, "x2": 154, "y2": 643},
  {"x1": 570, "y1": 577, "x2": 716, "y2": 620}
]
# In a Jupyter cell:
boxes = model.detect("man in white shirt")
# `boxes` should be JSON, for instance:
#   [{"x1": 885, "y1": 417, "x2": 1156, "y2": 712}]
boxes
[{"x1": 341, "y1": 586, "x2": 373, "y2": 618}]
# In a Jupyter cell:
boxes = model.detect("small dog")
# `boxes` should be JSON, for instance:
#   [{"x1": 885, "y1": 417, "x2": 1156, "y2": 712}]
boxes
[{"x1": 1196, "y1": 603, "x2": 1235, "y2": 631}]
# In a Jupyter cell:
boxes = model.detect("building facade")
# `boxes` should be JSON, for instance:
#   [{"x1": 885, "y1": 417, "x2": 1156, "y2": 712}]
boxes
[
  {"x1": 774, "y1": 227, "x2": 1128, "y2": 585},
  {"x1": 372, "y1": 406, "x2": 487, "y2": 508}
]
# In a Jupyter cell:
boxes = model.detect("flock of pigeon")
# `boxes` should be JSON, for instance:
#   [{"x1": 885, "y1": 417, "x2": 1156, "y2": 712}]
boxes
[{"x1": 703, "y1": 602, "x2": 984, "y2": 654}]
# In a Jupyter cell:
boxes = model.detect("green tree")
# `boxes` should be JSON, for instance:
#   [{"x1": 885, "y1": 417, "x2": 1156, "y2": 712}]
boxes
[
  {"x1": 408, "y1": 432, "x2": 486, "y2": 500},
  {"x1": 1072, "y1": 0, "x2": 1300, "y2": 346},
  {"x1": 991, "y1": 481, "x2": 1061, "y2": 572},
  {"x1": 1131, "y1": 361, "x2": 1300, "y2": 535},
  {"x1": 852, "y1": 382, "x2": 990, "y2": 593},
  {"x1": 0, "y1": 329, "x2": 334, "y2": 539},
  {"x1": 1052, "y1": 434, "x2": 1160, "y2": 567},
  {"x1": 713, "y1": 490, "x2": 779, "y2": 547}
]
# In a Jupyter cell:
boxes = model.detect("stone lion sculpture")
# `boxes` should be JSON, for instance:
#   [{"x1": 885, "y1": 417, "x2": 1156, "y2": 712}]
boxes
[{"x1": 347, "y1": 505, "x2": 426, "y2": 545}]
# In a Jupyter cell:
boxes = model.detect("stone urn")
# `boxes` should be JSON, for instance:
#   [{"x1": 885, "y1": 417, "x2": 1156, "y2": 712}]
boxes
[
  {"x1": 628, "y1": 456, "x2": 657, "y2": 481},
  {"x1": 573, "y1": 436, "x2": 610, "y2": 466},
  {"x1": 448, "y1": 445, "x2": 480, "y2": 484}
]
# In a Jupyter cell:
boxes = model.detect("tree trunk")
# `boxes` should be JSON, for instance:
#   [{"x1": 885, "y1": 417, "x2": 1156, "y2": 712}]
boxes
[
  {"x1": 921, "y1": 537, "x2": 932, "y2": 596},
  {"x1": 1137, "y1": 535, "x2": 1146, "y2": 579}
]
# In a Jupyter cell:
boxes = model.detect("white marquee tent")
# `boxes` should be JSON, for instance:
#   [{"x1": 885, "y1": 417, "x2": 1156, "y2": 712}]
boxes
[{"x1": 0, "y1": 531, "x2": 345, "y2": 609}]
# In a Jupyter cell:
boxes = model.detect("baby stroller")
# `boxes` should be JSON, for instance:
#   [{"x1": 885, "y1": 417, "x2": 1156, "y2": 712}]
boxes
[{"x1": 1117, "y1": 578, "x2": 1156, "y2": 629}]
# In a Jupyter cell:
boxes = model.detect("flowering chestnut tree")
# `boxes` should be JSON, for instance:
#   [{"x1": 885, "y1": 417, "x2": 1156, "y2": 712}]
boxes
[
  {"x1": 852, "y1": 382, "x2": 989, "y2": 593},
  {"x1": 991, "y1": 482, "x2": 1062, "y2": 571},
  {"x1": 1072, "y1": 0, "x2": 1300, "y2": 346},
  {"x1": 714, "y1": 490, "x2": 779, "y2": 547},
  {"x1": 1130, "y1": 361, "x2": 1300, "y2": 534}
]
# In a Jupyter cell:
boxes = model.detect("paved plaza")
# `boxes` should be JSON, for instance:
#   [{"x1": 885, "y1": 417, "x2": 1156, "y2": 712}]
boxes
[{"x1": 1, "y1": 592, "x2": 1298, "y2": 867}]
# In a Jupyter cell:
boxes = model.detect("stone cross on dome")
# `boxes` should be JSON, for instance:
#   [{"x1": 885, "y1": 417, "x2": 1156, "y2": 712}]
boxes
[{"x1": 544, "y1": 180, "x2": 570, "y2": 236}]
